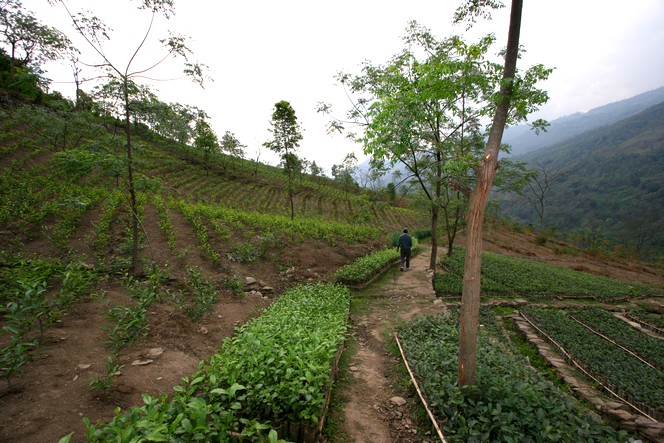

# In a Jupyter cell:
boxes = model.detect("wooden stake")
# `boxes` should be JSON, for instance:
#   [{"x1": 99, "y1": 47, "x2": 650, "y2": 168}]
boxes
[{"x1": 394, "y1": 333, "x2": 447, "y2": 443}]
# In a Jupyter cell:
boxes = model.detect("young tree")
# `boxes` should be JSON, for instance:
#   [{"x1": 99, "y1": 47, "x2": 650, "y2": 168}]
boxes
[
  {"x1": 309, "y1": 160, "x2": 323, "y2": 178},
  {"x1": 0, "y1": 0, "x2": 75, "y2": 69},
  {"x1": 331, "y1": 152, "x2": 358, "y2": 209},
  {"x1": 219, "y1": 130, "x2": 246, "y2": 171},
  {"x1": 54, "y1": 0, "x2": 207, "y2": 275},
  {"x1": 194, "y1": 118, "x2": 218, "y2": 175},
  {"x1": 264, "y1": 100, "x2": 303, "y2": 219},
  {"x1": 323, "y1": 22, "x2": 513, "y2": 271},
  {"x1": 522, "y1": 161, "x2": 565, "y2": 229}
]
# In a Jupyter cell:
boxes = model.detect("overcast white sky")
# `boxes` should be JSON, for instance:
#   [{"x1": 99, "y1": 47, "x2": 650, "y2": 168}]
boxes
[{"x1": 24, "y1": 0, "x2": 664, "y2": 174}]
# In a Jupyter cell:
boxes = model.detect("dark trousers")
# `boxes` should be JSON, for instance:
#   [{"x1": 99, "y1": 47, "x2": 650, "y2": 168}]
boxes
[{"x1": 400, "y1": 248, "x2": 411, "y2": 269}]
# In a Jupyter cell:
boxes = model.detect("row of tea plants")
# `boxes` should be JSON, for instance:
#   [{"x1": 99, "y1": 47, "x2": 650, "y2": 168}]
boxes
[
  {"x1": 0, "y1": 259, "x2": 97, "y2": 388},
  {"x1": 397, "y1": 312, "x2": 630, "y2": 442},
  {"x1": 521, "y1": 307, "x2": 664, "y2": 418},
  {"x1": 332, "y1": 238, "x2": 419, "y2": 286},
  {"x1": 568, "y1": 307, "x2": 664, "y2": 368},
  {"x1": 435, "y1": 247, "x2": 659, "y2": 299},
  {"x1": 83, "y1": 283, "x2": 350, "y2": 442}
]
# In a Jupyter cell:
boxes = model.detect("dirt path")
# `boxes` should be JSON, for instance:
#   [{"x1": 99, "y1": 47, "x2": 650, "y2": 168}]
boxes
[{"x1": 333, "y1": 246, "x2": 443, "y2": 443}]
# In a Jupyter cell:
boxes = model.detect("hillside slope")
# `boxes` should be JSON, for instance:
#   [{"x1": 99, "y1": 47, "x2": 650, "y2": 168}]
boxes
[{"x1": 499, "y1": 101, "x2": 664, "y2": 257}]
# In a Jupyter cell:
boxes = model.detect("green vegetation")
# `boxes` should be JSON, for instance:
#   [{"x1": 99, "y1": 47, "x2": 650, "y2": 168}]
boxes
[
  {"x1": 0, "y1": 258, "x2": 98, "y2": 387},
  {"x1": 435, "y1": 247, "x2": 658, "y2": 299},
  {"x1": 398, "y1": 313, "x2": 627, "y2": 442},
  {"x1": 85, "y1": 283, "x2": 349, "y2": 441},
  {"x1": 569, "y1": 307, "x2": 664, "y2": 368},
  {"x1": 333, "y1": 238, "x2": 419, "y2": 286},
  {"x1": 501, "y1": 101, "x2": 664, "y2": 259},
  {"x1": 522, "y1": 307, "x2": 664, "y2": 416}
]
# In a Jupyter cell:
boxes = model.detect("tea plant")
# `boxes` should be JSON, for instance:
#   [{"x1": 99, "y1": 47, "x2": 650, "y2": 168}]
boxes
[
  {"x1": 57, "y1": 261, "x2": 98, "y2": 307},
  {"x1": 435, "y1": 247, "x2": 658, "y2": 298},
  {"x1": 181, "y1": 267, "x2": 218, "y2": 321},
  {"x1": 570, "y1": 307, "x2": 664, "y2": 368},
  {"x1": 224, "y1": 274, "x2": 245, "y2": 297},
  {"x1": 152, "y1": 194, "x2": 177, "y2": 251},
  {"x1": 177, "y1": 202, "x2": 221, "y2": 264},
  {"x1": 333, "y1": 238, "x2": 418, "y2": 285},
  {"x1": 84, "y1": 282, "x2": 347, "y2": 441},
  {"x1": 89, "y1": 354, "x2": 125, "y2": 392},
  {"x1": 0, "y1": 334, "x2": 37, "y2": 389},
  {"x1": 93, "y1": 191, "x2": 124, "y2": 256},
  {"x1": 522, "y1": 307, "x2": 664, "y2": 413},
  {"x1": 398, "y1": 314, "x2": 629, "y2": 442}
]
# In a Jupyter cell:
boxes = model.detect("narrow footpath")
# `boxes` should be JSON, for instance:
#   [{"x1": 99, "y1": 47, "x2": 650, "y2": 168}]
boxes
[{"x1": 331, "y1": 245, "x2": 445, "y2": 443}]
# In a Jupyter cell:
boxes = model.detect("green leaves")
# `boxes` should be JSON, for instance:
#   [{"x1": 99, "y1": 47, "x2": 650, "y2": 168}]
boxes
[
  {"x1": 523, "y1": 307, "x2": 664, "y2": 413},
  {"x1": 436, "y1": 247, "x2": 658, "y2": 299},
  {"x1": 86, "y1": 283, "x2": 348, "y2": 441},
  {"x1": 398, "y1": 313, "x2": 628, "y2": 441},
  {"x1": 333, "y1": 238, "x2": 418, "y2": 285}
]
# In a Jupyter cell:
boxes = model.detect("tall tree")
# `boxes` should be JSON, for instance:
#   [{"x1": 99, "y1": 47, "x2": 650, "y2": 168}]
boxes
[
  {"x1": 264, "y1": 100, "x2": 303, "y2": 219},
  {"x1": 323, "y1": 22, "x2": 513, "y2": 271},
  {"x1": 219, "y1": 130, "x2": 246, "y2": 171},
  {"x1": 458, "y1": 0, "x2": 545, "y2": 387},
  {"x1": 0, "y1": 0, "x2": 75, "y2": 69},
  {"x1": 54, "y1": 0, "x2": 207, "y2": 275}
]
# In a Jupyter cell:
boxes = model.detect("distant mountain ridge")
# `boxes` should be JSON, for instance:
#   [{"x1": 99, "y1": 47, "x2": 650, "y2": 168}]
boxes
[{"x1": 503, "y1": 86, "x2": 664, "y2": 157}]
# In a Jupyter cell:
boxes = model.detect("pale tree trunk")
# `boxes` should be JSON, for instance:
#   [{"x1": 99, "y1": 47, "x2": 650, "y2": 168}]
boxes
[
  {"x1": 458, "y1": 0, "x2": 523, "y2": 387},
  {"x1": 124, "y1": 79, "x2": 140, "y2": 276}
]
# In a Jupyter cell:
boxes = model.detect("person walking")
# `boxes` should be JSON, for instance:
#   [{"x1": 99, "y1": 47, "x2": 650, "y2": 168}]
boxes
[{"x1": 396, "y1": 228, "x2": 413, "y2": 271}]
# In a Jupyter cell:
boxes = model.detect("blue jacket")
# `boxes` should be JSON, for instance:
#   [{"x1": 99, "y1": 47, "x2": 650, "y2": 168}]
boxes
[{"x1": 397, "y1": 233, "x2": 412, "y2": 250}]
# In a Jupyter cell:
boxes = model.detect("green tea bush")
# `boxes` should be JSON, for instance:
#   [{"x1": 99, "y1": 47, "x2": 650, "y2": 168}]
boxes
[
  {"x1": 435, "y1": 247, "x2": 658, "y2": 299},
  {"x1": 85, "y1": 283, "x2": 348, "y2": 441},
  {"x1": 333, "y1": 239, "x2": 418, "y2": 286},
  {"x1": 398, "y1": 314, "x2": 629, "y2": 442}
]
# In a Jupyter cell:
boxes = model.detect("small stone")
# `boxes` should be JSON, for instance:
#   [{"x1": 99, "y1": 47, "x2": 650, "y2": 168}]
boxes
[
  {"x1": 390, "y1": 396, "x2": 407, "y2": 406},
  {"x1": 217, "y1": 314, "x2": 223, "y2": 319},
  {"x1": 77, "y1": 364, "x2": 92, "y2": 370},
  {"x1": 262, "y1": 286, "x2": 274, "y2": 292},
  {"x1": 199, "y1": 326, "x2": 208, "y2": 334},
  {"x1": 349, "y1": 366, "x2": 360, "y2": 372},
  {"x1": 433, "y1": 299, "x2": 443, "y2": 306},
  {"x1": 146, "y1": 348, "x2": 164, "y2": 358},
  {"x1": 245, "y1": 277, "x2": 257, "y2": 285},
  {"x1": 72, "y1": 374, "x2": 79, "y2": 381},
  {"x1": 131, "y1": 359, "x2": 154, "y2": 366}
]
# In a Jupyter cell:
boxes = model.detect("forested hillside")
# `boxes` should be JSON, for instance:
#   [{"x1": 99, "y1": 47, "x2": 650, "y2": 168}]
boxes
[{"x1": 499, "y1": 100, "x2": 664, "y2": 258}]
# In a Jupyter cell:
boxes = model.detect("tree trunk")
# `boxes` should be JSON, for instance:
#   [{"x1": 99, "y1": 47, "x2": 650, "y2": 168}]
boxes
[
  {"x1": 429, "y1": 205, "x2": 439, "y2": 270},
  {"x1": 124, "y1": 79, "x2": 140, "y2": 276},
  {"x1": 458, "y1": 0, "x2": 522, "y2": 388}
]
